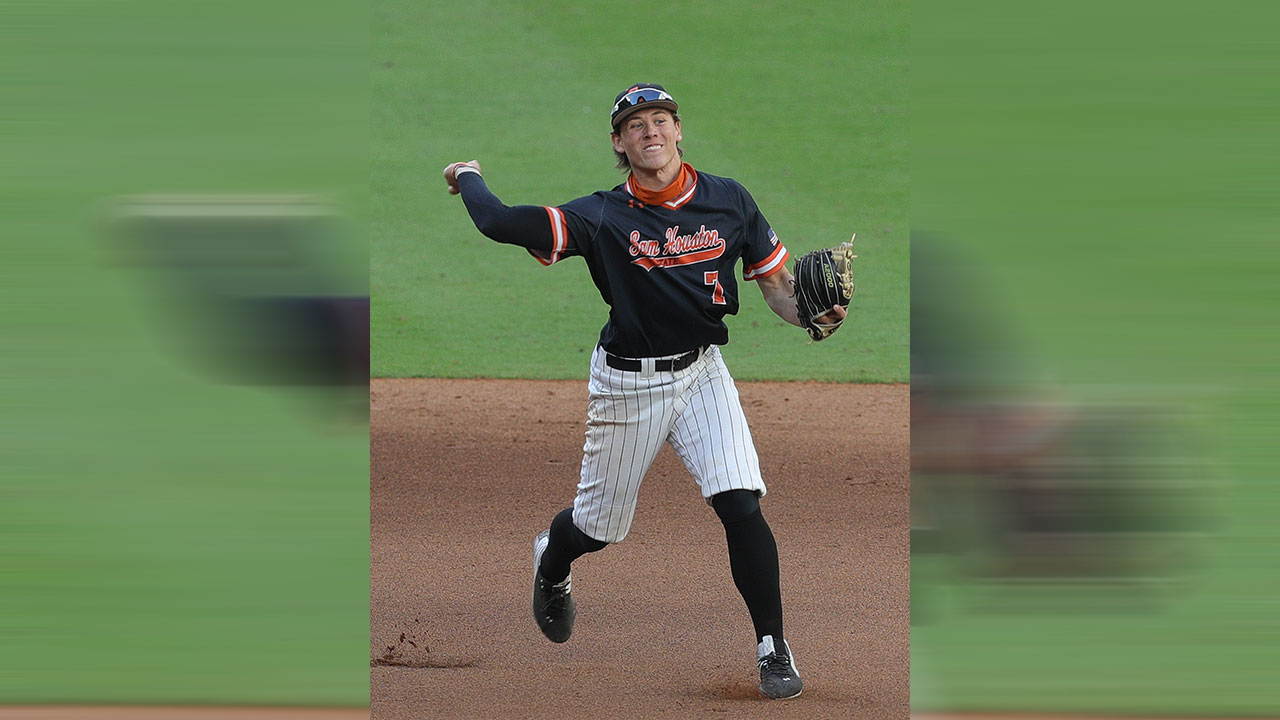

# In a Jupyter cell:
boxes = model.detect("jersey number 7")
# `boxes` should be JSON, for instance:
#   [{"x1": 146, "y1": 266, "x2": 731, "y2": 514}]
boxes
[{"x1": 704, "y1": 271, "x2": 726, "y2": 305}]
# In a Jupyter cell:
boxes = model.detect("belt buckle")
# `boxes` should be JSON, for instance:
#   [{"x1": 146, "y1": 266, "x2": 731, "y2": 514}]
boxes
[{"x1": 676, "y1": 346, "x2": 700, "y2": 371}]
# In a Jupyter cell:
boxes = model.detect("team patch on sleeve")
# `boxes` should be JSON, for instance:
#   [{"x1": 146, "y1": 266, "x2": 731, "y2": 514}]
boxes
[
  {"x1": 528, "y1": 206, "x2": 571, "y2": 266},
  {"x1": 743, "y1": 231, "x2": 789, "y2": 280}
]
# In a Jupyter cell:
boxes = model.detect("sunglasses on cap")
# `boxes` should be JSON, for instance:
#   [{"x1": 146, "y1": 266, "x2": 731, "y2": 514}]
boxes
[
  {"x1": 611, "y1": 86, "x2": 678, "y2": 127},
  {"x1": 611, "y1": 87, "x2": 675, "y2": 116}
]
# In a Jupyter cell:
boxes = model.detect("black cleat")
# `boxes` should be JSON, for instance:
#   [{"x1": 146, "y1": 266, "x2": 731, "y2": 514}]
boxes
[
  {"x1": 532, "y1": 530, "x2": 575, "y2": 643},
  {"x1": 757, "y1": 635, "x2": 803, "y2": 699}
]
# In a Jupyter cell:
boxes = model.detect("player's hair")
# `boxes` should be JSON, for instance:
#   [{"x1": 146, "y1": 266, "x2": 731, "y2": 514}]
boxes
[{"x1": 612, "y1": 112, "x2": 683, "y2": 172}]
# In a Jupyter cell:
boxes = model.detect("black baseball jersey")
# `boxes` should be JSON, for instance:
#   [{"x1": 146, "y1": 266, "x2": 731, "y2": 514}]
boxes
[
  {"x1": 537, "y1": 168, "x2": 789, "y2": 357},
  {"x1": 454, "y1": 165, "x2": 790, "y2": 357}
]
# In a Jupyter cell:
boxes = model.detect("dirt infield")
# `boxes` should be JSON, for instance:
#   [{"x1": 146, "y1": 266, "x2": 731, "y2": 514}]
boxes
[
  {"x1": 371, "y1": 378, "x2": 909, "y2": 719},
  {"x1": 0, "y1": 710, "x2": 368, "y2": 719},
  {"x1": 3, "y1": 710, "x2": 1261, "y2": 720}
]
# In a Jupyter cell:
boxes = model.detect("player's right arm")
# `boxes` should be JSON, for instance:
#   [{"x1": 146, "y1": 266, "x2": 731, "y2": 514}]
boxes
[{"x1": 442, "y1": 161, "x2": 557, "y2": 254}]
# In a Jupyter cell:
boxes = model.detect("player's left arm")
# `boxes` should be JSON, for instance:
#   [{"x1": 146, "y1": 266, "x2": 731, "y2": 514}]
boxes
[{"x1": 756, "y1": 269, "x2": 847, "y2": 328}]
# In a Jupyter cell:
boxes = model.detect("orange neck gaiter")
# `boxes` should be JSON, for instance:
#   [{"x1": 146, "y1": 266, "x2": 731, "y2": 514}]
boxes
[{"x1": 630, "y1": 163, "x2": 696, "y2": 205}]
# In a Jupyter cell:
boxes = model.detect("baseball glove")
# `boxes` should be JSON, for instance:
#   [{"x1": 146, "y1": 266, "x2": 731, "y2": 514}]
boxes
[{"x1": 792, "y1": 238, "x2": 857, "y2": 341}]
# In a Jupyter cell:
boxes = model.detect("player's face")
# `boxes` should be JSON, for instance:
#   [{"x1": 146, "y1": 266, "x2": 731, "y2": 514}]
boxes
[{"x1": 612, "y1": 108, "x2": 682, "y2": 174}]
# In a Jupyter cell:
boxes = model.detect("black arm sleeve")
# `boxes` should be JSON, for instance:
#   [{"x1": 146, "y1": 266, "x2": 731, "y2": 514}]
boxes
[{"x1": 456, "y1": 171, "x2": 555, "y2": 253}]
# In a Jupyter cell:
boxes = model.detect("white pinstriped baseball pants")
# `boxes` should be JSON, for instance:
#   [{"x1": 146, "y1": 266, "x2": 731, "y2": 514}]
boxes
[{"x1": 572, "y1": 344, "x2": 767, "y2": 544}]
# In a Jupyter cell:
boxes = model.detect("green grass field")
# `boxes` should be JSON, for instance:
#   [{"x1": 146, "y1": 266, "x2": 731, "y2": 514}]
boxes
[{"x1": 371, "y1": 0, "x2": 909, "y2": 383}]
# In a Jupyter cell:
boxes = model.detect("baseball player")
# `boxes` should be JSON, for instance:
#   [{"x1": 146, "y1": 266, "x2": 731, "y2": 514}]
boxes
[{"x1": 442, "y1": 83, "x2": 847, "y2": 700}]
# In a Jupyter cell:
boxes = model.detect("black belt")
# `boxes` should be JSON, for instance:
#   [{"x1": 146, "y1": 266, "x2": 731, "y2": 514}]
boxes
[{"x1": 605, "y1": 346, "x2": 706, "y2": 372}]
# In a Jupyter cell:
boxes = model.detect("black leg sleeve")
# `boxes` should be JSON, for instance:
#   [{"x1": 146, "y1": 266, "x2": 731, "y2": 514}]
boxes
[
  {"x1": 712, "y1": 490, "x2": 784, "y2": 643},
  {"x1": 538, "y1": 507, "x2": 607, "y2": 584}
]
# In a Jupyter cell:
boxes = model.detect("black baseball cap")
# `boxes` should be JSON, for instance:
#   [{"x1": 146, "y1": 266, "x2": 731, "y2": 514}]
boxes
[{"x1": 610, "y1": 83, "x2": 679, "y2": 130}]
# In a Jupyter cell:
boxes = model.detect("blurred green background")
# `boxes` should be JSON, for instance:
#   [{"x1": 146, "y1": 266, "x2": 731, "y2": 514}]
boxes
[
  {"x1": 911, "y1": 0, "x2": 1280, "y2": 715},
  {"x1": 371, "y1": 0, "x2": 909, "y2": 383},
  {"x1": 1, "y1": 0, "x2": 369, "y2": 705}
]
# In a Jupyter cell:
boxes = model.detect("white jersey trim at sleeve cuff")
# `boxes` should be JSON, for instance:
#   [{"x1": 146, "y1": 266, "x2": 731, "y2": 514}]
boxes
[{"x1": 529, "y1": 206, "x2": 569, "y2": 266}]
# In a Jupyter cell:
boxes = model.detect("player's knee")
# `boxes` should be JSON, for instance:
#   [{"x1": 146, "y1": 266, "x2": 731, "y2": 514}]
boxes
[
  {"x1": 711, "y1": 489, "x2": 761, "y2": 525},
  {"x1": 554, "y1": 508, "x2": 609, "y2": 553}
]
